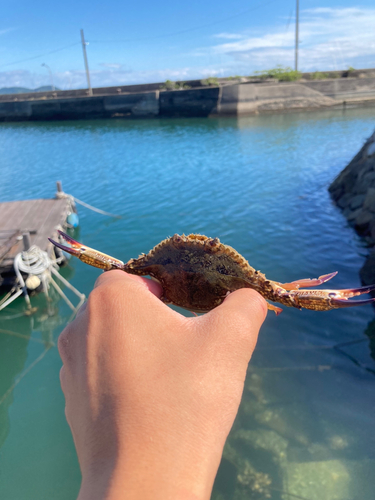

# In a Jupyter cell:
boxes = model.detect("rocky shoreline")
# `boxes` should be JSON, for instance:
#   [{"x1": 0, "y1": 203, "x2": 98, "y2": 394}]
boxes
[{"x1": 329, "y1": 129, "x2": 375, "y2": 285}]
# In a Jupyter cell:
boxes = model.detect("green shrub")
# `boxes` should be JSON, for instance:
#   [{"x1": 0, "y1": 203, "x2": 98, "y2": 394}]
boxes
[
  {"x1": 311, "y1": 71, "x2": 329, "y2": 80},
  {"x1": 251, "y1": 65, "x2": 302, "y2": 82},
  {"x1": 160, "y1": 80, "x2": 190, "y2": 91},
  {"x1": 201, "y1": 77, "x2": 219, "y2": 87}
]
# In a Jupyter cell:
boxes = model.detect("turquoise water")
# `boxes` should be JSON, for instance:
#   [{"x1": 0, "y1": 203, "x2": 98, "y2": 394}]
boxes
[{"x1": 1, "y1": 108, "x2": 375, "y2": 499}]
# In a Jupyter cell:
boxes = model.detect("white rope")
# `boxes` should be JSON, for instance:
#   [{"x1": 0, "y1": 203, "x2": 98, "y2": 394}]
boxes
[
  {"x1": 56, "y1": 191, "x2": 121, "y2": 218},
  {"x1": 0, "y1": 245, "x2": 85, "y2": 315},
  {"x1": 72, "y1": 196, "x2": 122, "y2": 218},
  {"x1": 15, "y1": 245, "x2": 52, "y2": 276}
]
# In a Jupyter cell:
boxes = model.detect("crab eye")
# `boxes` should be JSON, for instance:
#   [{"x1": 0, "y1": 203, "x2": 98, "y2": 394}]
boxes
[
  {"x1": 217, "y1": 265, "x2": 229, "y2": 275},
  {"x1": 209, "y1": 238, "x2": 220, "y2": 247}
]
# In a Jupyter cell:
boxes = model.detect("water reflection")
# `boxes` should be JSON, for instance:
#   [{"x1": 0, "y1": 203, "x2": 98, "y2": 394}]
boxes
[{"x1": 0, "y1": 263, "x2": 76, "y2": 450}]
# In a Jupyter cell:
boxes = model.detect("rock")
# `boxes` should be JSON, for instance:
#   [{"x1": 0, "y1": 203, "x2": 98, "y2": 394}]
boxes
[
  {"x1": 363, "y1": 187, "x2": 375, "y2": 212},
  {"x1": 363, "y1": 170, "x2": 375, "y2": 185},
  {"x1": 329, "y1": 130, "x2": 375, "y2": 290},
  {"x1": 346, "y1": 207, "x2": 363, "y2": 222},
  {"x1": 329, "y1": 186, "x2": 343, "y2": 202},
  {"x1": 360, "y1": 251, "x2": 375, "y2": 285},
  {"x1": 336, "y1": 192, "x2": 352, "y2": 209},
  {"x1": 349, "y1": 194, "x2": 365, "y2": 210},
  {"x1": 354, "y1": 209, "x2": 373, "y2": 233},
  {"x1": 352, "y1": 175, "x2": 372, "y2": 195},
  {"x1": 369, "y1": 219, "x2": 375, "y2": 242},
  {"x1": 284, "y1": 459, "x2": 375, "y2": 500}
]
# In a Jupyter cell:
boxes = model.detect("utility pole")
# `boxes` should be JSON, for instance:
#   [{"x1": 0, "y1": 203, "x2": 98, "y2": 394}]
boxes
[
  {"x1": 295, "y1": 0, "x2": 299, "y2": 72},
  {"x1": 80, "y1": 29, "x2": 93, "y2": 96},
  {"x1": 41, "y1": 63, "x2": 55, "y2": 91}
]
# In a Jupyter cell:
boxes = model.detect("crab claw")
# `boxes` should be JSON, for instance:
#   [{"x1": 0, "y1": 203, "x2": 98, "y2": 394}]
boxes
[
  {"x1": 48, "y1": 230, "x2": 124, "y2": 271},
  {"x1": 333, "y1": 284, "x2": 375, "y2": 298},
  {"x1": 48, "y1": 231, "x2": 83, "y2": 257},
  {"x1": 292, "y1": 283, "x2": 375, "y2": 311},
  {"x1": 330, "y1": 297, "x2": 375, "y2": 308}
]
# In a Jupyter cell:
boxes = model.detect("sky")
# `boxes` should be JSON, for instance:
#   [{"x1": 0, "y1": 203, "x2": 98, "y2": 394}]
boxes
[{"x1": 1, "y1": 0, "x2": 375, "y2": 89}]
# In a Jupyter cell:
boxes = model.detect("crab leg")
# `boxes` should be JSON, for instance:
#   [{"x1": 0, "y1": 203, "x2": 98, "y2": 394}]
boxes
[
  {"x1": 49, "y1": 230, "x2": 125, "y2": 271},
  {"x1": 276, "y1": 272, "x2": 338, "y2": 291},
  {"x1": 266, "y1": 302, "x2": 283, "y2": 315}
]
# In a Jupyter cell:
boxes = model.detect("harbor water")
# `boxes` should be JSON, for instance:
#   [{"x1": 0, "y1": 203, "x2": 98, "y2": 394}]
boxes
[{"x1": 1, "y1": 107, "x2": 375, "y2": 499}]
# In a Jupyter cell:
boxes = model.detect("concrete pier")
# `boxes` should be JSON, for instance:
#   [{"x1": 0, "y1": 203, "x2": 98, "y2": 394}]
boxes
[{"x1": 1, "y1": 75, "x2": 375, "y2": 122}]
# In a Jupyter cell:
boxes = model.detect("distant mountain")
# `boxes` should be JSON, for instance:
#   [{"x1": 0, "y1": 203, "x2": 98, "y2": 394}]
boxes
[{"x1": 0, "y1": 86, "x2": 60, "y2": 95}]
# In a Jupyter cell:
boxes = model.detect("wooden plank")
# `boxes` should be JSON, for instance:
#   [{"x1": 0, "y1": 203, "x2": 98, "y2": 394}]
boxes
[
  {"x1": 0, "y1": 199, "x2": 44, "y2": 232},
  {"x1": 0, "y1": 230, "x2": 21, "y2": 261},
  {"x1": 14, "y1": 199, "x2": 46, "y2": 234},
  {"x1": 33, "y1": 199, "x2": 69, "y2": 250},
  {"x1": 0, "y1": 198, "x2": 70, "y2": 264},
  {"x1": 1, "y1": 200, "x2": 46, "y2": 259},
  {"x1": 0, "y1": 201, "x2": 26, "y2": 230}
]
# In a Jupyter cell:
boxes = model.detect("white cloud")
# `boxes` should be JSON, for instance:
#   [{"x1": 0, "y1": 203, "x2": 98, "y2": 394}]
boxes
[
  {"x1": 0, "y1": 66, "x2": 223, "y2": 91},
  {"x1": 199, "y1": 7, "x2": 375, "y2": 71},
  {"x1": 98, "y1": 63, "x2": 124, "y2": 69},
  {"x1": 213, "y1": 33, "x2": 246, "y2": 40}
]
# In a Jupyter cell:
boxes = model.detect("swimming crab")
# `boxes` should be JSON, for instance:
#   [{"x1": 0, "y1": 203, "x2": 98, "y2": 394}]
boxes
[{"x1": 49, "y1": 231, "x2": 375, "y2": 315}]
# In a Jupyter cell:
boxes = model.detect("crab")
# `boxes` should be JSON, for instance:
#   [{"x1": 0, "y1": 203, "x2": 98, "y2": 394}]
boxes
[{"x1": 49, "y1": 231, "x2": 375, "y2": 315}]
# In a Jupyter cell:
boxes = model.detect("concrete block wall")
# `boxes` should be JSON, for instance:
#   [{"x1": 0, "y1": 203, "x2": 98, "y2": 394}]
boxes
[
  {"x1": 1, "y1": 77, "x2": 375, "y2": 122},
  {"x1": 303, "y1": 78, "x2": 375, "y2": 100},
  {"x1": 159, "y1": 87, "x2": 220, "y2": 117},
  {"x1": 0, "y1": 92, "x2": 160, "y2": 121}
]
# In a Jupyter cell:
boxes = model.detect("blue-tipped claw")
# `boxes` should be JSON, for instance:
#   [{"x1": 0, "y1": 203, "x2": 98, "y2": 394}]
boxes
[
  {"x1": 338, "y1": 284, "x2": 375, "y2": 297},
  {"x1": 48, "y1": 230, "x2": 84, "y2": 257},
  {"x1": 332, "y1": 297, "x2": 375, "y2": 308}
]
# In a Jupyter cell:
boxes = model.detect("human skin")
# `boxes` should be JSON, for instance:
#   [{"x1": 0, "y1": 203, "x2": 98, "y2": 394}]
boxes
[{"x1": 58, "y1": 270, "x2": 267, "y2": 500}]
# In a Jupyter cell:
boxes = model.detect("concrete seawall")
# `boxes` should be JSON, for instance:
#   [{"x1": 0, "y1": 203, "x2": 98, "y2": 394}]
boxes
[{"x1": 1, "y1": 77, "x2": 375, "y2": 122}]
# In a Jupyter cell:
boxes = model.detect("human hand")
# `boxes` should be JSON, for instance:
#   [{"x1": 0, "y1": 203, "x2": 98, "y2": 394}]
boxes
[{"x1": 58, "y1": 270, "x2": 267, "y2": 500}]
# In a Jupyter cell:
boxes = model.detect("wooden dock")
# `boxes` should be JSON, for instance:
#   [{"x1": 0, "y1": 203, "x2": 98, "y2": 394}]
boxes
[{"x1": 0, "y1": 197, "x2": 71, "y2": 287}]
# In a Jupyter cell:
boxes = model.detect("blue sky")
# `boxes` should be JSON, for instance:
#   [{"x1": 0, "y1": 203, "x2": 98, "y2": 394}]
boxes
[{"x1": 1, "y1": 0, "x2": 375, "y2": 89}]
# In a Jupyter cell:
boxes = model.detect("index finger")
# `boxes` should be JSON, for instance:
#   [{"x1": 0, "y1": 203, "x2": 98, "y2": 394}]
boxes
[{"x1": 94, "y1": 269, "x2": 164, "y2": 299}]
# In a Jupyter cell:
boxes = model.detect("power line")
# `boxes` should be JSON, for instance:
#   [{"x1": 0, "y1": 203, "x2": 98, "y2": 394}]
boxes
[
  {"x1": 0, "y1": 0, "x2": 279, "y2": 71},
  {"x1": 89, "y1": 0, "x2": 278, "y2": 44},
  {"x1": 0, "y1": 42, "x2": 81, "y2": 69}
]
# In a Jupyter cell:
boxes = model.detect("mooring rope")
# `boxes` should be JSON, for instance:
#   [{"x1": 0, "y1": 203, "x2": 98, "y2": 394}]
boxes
[
  {"x1": 72, "y1": 196, "x2": 122, "y2": 218},
  {"x1": 56, "y1": 191, "x2": 121, "y2": 218}
]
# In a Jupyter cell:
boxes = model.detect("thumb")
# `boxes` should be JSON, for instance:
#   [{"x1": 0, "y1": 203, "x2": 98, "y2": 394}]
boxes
[{"x1": 201, "y1": 289, "x2": 268, "y2": 362}]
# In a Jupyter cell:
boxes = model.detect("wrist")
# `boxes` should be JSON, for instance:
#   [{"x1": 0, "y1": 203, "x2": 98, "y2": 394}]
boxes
[{"x1": 78, "y1": 431, "x2": 225, "y2": 500}]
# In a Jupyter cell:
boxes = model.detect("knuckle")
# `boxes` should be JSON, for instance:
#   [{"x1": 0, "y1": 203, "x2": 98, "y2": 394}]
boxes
[
  {"x1": 93, "y1": 271, "x2": 109, "y2": 289},
  {"x1": 88, "y1": 280, "x2": 122, "y2": 313}
]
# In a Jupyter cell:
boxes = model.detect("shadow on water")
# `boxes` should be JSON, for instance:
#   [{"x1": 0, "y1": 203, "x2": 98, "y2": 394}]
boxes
[
  {"x1": 0, "y1": 293, "x2": 63, "y2": 449},
  {"x1": 0, "y1": 263, "x2": 77, "y2": 448},
  {"x1": 0, "y1": 262, "x2": 82, "y2": 500}
]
